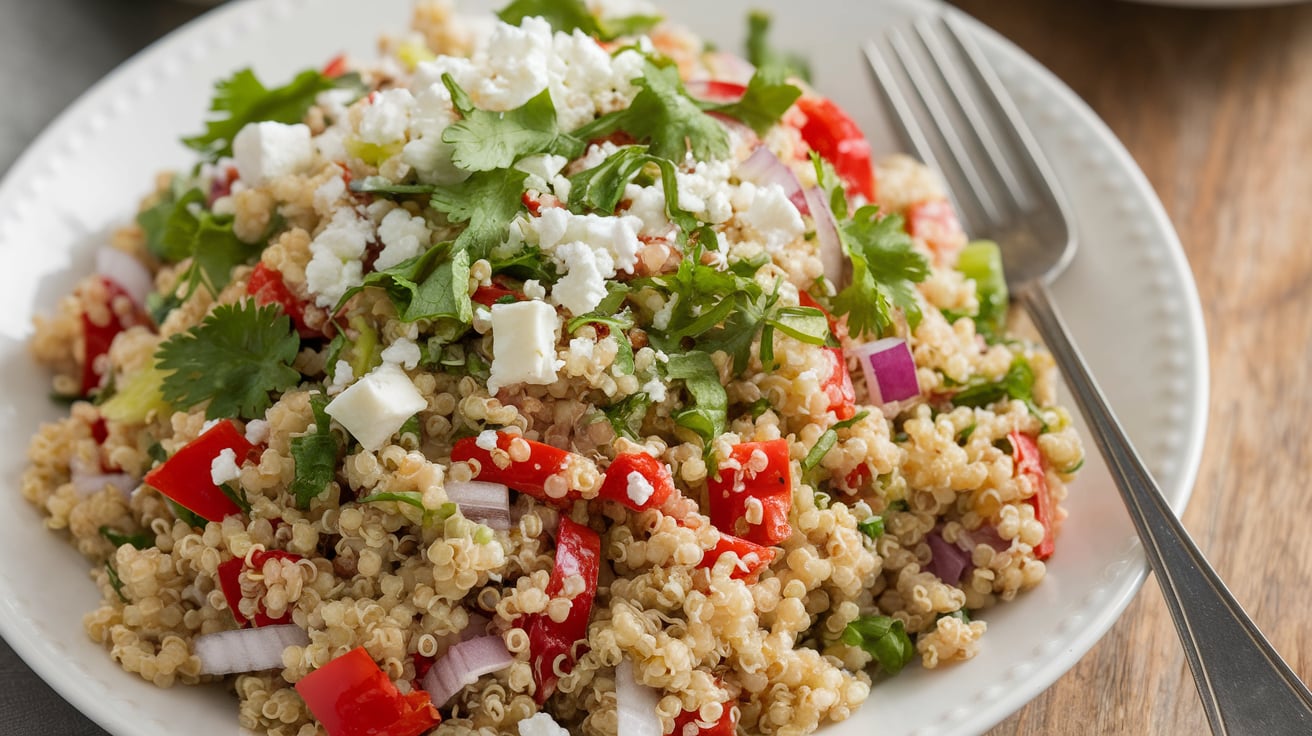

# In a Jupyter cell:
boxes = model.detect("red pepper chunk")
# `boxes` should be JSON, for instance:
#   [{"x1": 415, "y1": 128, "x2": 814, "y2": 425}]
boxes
[
  {"x1": 295, "y1": 647, "x2": 440, "y2": 736},
  {"x1": 471, "y1": 284, "x2": 525, "y2": 307},
  {"x1": 906, "y1": 198, "x2": 968, "y2": 266},
  {"x1": 597, "y1": 453, "x2": 674, "y2": 512},
  {"x1": 247, "y1": 262, "x2": 320, "y2": 338},
  {"x1": 451, "y1": 432, "x2": 579, "y2": 507},
  {"x1": 525, "y1": 517, "x2": 601, "y2": 703},
  {"x1": 1009, "y1": 429, "x2": 1055, "y2": 560},
  {"x1": 217, "y1": 550, "x2": 304, "y2": 627},
  {"x1": 80, "y1": 276, "x2": 150, "y2": 396},
  {"x1": 143, "y1": 420, "x2": 253, "y2": 523},
  {"x1": 707, "y1": 439, "x2": 793, "y2": 546},
  {"x1": 322, "y1": 53, "x2": 349, "y2": 79},
  {"x1": 673, "y1": 701, "x2": 738, "y2": 736},
  {"x1": 794, "y1": 96, "x2": 877, "y2": 203},
  {"x1": 699, "y1": 533, "x2": 777, "y2": 582},
  {"x1": 818, "y1": 347, "x2": 856, "y2": 421}
]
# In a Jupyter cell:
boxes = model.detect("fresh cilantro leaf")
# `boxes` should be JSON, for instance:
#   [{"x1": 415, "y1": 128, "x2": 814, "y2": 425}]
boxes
[
  {"x1": 404, "y1": 247, "x2": 474, "y2": 324},
  {"x1": 183, "y1": 68, "x2": 351, "y2": 159},
  {"x1": 352, "y1": 176, "x2": 437, "y2": 196},
  {"x1": 567, "y1": 145, "x2": 698, "y2": 234},
  {"x1": 146, "y1": 291, "x2": 183, "y2": 325},
  {"x1": 144, "y1": 184, "x2": 262, "y2": 296},
  {"x1": 98, "y1": 526, "x2": 151, "y2": 550},
  {"x1": 603, "y1": 392, "x2": 652, "y2": 440},
  {"x1": 745, "y1": 11, "x2": 812, "y2": 84},
  {"x1": 136, "y1": 179, "x2": 198, "y2": 262},
  {"x1": 357, "y1": 492, "x2": 457, "y2": 526},
  {"x1": 951, "y1": 355, "x2": 1043, "y2": 423},
  {"x1": 749, "y1": 397, "x2": 773, "y2": 419},
  {"x1": 166, "y1": 498, "x2": 207, "y2": 529},
  {"x1": 489, "y1": 246, "x2": 559, "y2": 283},
  {"x1": 442, "y1": 76, "x2": 584, "y2": 171},
  {"x1": 765, "y1": 306, "x2": 829, "y2": 345},
  {"x1": 577, "y1": 61, "x2": 729, "y2": 161},
  {"x1": 290, "y1": 393, "x2": 339, "y2": 509},
  {"x1": 105, "y1": 561, "x2": 128, "y2": 603},
  {"x1": 155, "y1": 301, "x2": 301, "y2": 420},
  {"x1": 496, "y1": 0, "x2": 660, "y2": 41},
  {"x1": 857, "y1": 516, "x2": 885, "y2": 541},
  {"x1": 188, "y1": 214, "x2": 265, "y2": 296},
  {"x1": 709, "y1": 68, "x2": 802, "y2": 135},
  {"x1": 841, "y1": 615, "x2": 915, "y2": 676},
  {"x1": 430, "y1": 168, "x2": 529, "y2": 259},
  {"x1": 664, "y1": 350, "x2": 726, "y2": 447},
  {"x1": 831, "y1": 207, "x2": 929, "y2": 340}
]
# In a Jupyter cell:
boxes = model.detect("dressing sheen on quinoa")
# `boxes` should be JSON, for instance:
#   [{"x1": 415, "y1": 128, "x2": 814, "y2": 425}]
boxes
[{"x1": 22, "y1": 1, "x2": 1084, "y2": 735}]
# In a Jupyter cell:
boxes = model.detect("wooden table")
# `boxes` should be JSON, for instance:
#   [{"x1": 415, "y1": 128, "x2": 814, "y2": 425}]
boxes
[{"x1": 948, "y1": 0, "x2": 1312, "y2": 732}]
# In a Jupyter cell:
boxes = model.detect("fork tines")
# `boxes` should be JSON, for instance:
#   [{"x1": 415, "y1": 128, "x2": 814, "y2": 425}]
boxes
[{"x1": 863, "y1": 15, "x2": 1061, "y2": 237}]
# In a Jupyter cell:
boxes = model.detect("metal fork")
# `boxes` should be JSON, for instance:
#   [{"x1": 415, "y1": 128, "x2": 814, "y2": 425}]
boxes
[{"x1": 864, "y1": 14, "x2": 1312, "y2": 735}]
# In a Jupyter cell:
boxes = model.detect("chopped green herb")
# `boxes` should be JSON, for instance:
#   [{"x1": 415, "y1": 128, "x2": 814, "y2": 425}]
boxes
[
  {"x1": 745, "y1": 11, "x2": 812, "y2": 83},
  {"x1": 105, "y1": 561, "x2": 128, "y2": 603},
  {"x1": 182, "y1": 67, "x2": 360, "y2": 159},
  {"x1": 576, "y1": 61, "x2": 729, "y2": 162},
  {"x1": 138, "y1": 184, "x2": 262, "y2": 297},
  {"x1": 749, "y1": 397, "x2": 773, "y2": 419},
  {"x1": 397, "y1": 414, "x2": 423, "y2": 451},
  {"x1": 289, "y1": 394, "x2": 339, "y2": 509},
  {"x1": 939, "y1": 608, "x2": 972, "y2": 623},
  {"x1": 496, "y1": 0, "x2": 661, "y2": 41},
  {"x1": 488, "y1": 246, "x2": 559, "y2": 283},
  {"x1": 708, "y1": 68, "x2": 802, "y2": 136},
  {"x1": 155, "y1": 301, "x2": 301, "y2": 420},
  {"x1": 603, "y1": 392, "x2": 652, "y2": 440},
  {"x1": 430, "y1": 168, "x2": 530, "y2": 259},
  {"x1": 664, "y1": 350, "x2": 726, "y2": 448},
  {"x1": 951, "y1": 356, "x2": 1043, "y2": 423},
  {"x1": 98, "y1": 526, "x2": 151, "y2": 550},
  {"x1": 357, "y1": 492, "x2": 456, "y2": 526},
  {"x1": 166, "y1": 498, "x2": 207, "y2": 528},
  {"x1": 351, "y1": 176, "x2": 437, "y2": 196},
  {"x1": 146, "y1": 442, "x2": 168, "y2": 466},
  {"x1": 955, "y1": 240, "x2": 1009, "y2": 343},
  {"x1": 830, "y1": 205, "x2": 930, "y2": 340},
  {"x1": 956, "y1": 423, "x2": 977, "y2": 444},
  {"x1": 887, "y1": 499, "x2": 910, "y2": 513},
  {"x1": 802, "y1": 429, "x2": 837, "y2": 472},
  {"x1": 833, "y1": 410, "x2": 871, "y2": 431},
  {"x1": 336, "y1": 244, "x2": 473, "y2": 328},
  {"x1": 841, "y1": 615, "x2": 915, "y2": 676},
  {"x1": 442, "y1": 75, "x2": 583, "y2": 171},
  {"x1": 857, "y1": 516, "x2": 885, "y2": 541}
]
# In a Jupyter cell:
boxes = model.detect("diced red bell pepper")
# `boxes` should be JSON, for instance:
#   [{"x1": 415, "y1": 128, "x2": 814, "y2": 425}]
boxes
[
  {"x1": 699, "y1": 533, "x2": 777, "y2": 582},
  {"x1": 295, "y1": 647, "x2": 440, "y2": 736},
  {"x1": 707, "y1": 439, "x2": 793, "y2": 546},
  {"x1": 247, "y1": 262, "x2": 320, "y2": 338},
  {"x1": 794, "y1": 96, "x2": 877, "y2": 203},
  {"x1": 217, "y1": 549, "x2": 304, "y2": 627},
  {"x1": 322, "y1": 53, "x2": 349, "y2": 79},
  {"x1": 597, "y1": 453, "x2": 675, "y2": 512},
  {"x1": 685, "y1": 80, "x2": 748, "y2": 104},
  {"x1": 471, "y1": 284, "x2": 525, "y2": 308},
  {"x1": 906, "y1": 198, "x2": 967, "y2": 266},
  {"x1": 451, "y1": 432, "x2": 579, "y2": 507},
  {"x1": 80, "y1": 276, "x2": 150, "y2": 396},
  {"x1": 673, "y1": 701, "x2": 738, "y2": 736},
  {"x1": 525, "y1": 517, "x2": 600, "y2": 703},
  {"x1": 1009, "y1": 429, "x2": 1054, "y2": 560},
  {"x1": 818, "y1": 347, "x2": 856, "y2": 421},
  {"x1": 143, "y1": 420, "x2": 253, "y2": 523}
]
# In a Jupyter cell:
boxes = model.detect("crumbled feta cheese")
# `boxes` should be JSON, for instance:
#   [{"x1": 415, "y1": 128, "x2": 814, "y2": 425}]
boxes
[
  {"x1": 576, "y1": 140, "x2": 621, "y2": 170},
  {"x1": 243, "y1": 420, "x2": 270, "y2": 445},
  {"x1": 325, "y1": 363, "x2": 428, "y2": 452},
  {"x1": 677, "y1": 159, "x2": 734, "y2": 224},
  {"x1": 475, "y1": 430, "x2": 500, "y2": 452},
  {"x1": 358, "y1": 88, "x2": 415, "y2": 145},
  {"x1": 375, "y1": 208, "x2": 431, "y2": 271},
  {"x1": 622, "y1": 183, "x2": 672, "y2": 237},
  {"x1": 380, "y1": 337, "x2": 422, "y2": 370},
  {"x1": 642, "y1": 376, "x2": 667, "y2": 403},
  {"x1": 209, "y1": 448, "x2": 241, "y2": 486},
  {"x1": 403, "y1": 66, "x2": 471, "y2": 185},
  {"x1": 476, "y1": 17, "x2": 555, "y2": 110},
  {"x1": 326, "y1": 360, "x2": 356, "y2": 396},
  {"x1": 515, "y1": 154, "x2": 568, "y2": 193},
  {"x1": 487, "y1": 300, "x2": 563, "y2": 394},
  {"x1": 305, "y1": 208, "x2": 375, "y2": 307},
  {"x1": 569, "y1": 337, "x2": 596, "y2": 361},
  {"x1": 518, "y1": 713, "x2": 569, "y2": 736},
  {"x1": 232, "y1": 122, "x2": 315, "y2": 185},
  {"x1": 744, "y1": 183, "x2": 805, "y2": 251},
  {"x1": 651, "y1": 293, "x2": 678, "y2": 331},
  {"x1": 313, "y1": 173, "x2": 348, "y2": 217},
  {"x1": 625, "y1": 470, "x2": 655, "y2": 506},
  {"x1": 523, "y1": 279, "x2": 546, "y2": 300},
  {"x1": 551, "y1": 241, "x2": 611, "y2": 315}
]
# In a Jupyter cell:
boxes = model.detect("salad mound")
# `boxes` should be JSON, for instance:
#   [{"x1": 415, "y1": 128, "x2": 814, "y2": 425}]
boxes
[{"x1": 23, "y1": 1, "x2": 1083, "y2": 735}]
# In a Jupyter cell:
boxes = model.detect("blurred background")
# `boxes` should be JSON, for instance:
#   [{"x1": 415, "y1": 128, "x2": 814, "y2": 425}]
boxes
[{"x1": 0, "y1": 0, "x2": 1308, "y2": 735}]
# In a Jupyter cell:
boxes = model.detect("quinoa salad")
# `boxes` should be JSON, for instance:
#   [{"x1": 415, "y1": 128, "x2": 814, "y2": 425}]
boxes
[{"x1": 21, "y1": 1, "x2": 1085, "y2": 735}]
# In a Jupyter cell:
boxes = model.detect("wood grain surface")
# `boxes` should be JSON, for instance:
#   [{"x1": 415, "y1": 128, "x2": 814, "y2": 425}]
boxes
[{"x1": 946, "y1": 1, "x2": 1312, "y2": 733}]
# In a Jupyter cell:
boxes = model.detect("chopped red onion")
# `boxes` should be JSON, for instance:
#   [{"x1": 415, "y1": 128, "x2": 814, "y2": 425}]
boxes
[
  {"x1": 960, "y1": 524, "x2": 1011, "y2": 553},
  {"x1": 96, "y1": 247, "x2": 153, "y2": 309},
  {"x1": 699, "y1": 51, "x2": 757, "y2": 85},
  {"x1": 615, "y1": 659, "x2": 662, "y2": 736},
  {"x1": 458, "y1": 613, "x2": 491, "y2": 642},
  {"x1": 69, "y1": 457, "x2": 136, "y2": 498},
  {"x1": 194, "y1": 624, "x2": 308, "y2": 676},
  {"x1": 445, "y1": 480, "x2": 511, "y2": 530},
  {"x1": 926, "y1": 531, "x2": 970, "y2": 584},
  {"x1": 737, "y1": 146, "x2": 810, "y2": 215},
  {"x1": 847, "y1": 338, "x2": 920, "y2": 405},
  {"x1": 803, "y1": 186, "x2": 846, "y2": 287},
  {"x1": 421, "y1": 634, "x2": 514, "y2": 707}
]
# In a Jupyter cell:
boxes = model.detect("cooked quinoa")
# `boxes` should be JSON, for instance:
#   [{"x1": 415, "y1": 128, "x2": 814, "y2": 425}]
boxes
[{"x1": 22, "y1": 2, "x2": 1083, "y2": 735}]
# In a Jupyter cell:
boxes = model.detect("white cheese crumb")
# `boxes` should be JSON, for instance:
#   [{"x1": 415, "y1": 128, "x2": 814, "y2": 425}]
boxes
[
  {"x1": 313, "y1": 173, "x2": 347, "y2": 217},
  {"x1": 209, "y1": 448, "x2": 241, "y2": 486},
  {"x1": 550, "y1": 241, "x2": 611, "y2": 316},
  {"x1": 475, "y1": 430, "x2": 501, "y2": 452},
  {"x1": 243, "y1": 420, "x2": 270, "y2": 445},
  {"x1": 677, "y1": 159, "x2": 734, "y2": 224},
  {"x1": 325, "y1": 363, "x2": 428, "y2": 452},
  {"x1": 744, "y1": 183, "x2": 805, "y2": 251},
  {"x1": 326, "y1": 360, "x2": 356, "y2": 396},
  {"x1": 523, "y1": 279, "x2": 547, "y2": 300},
  {"x1": 358, "y1": 88, "x2": 415, "y2": 145},
  {"x1": 232, "y1": 122, "x2": 315, "y2": 186},
  {"x1": 380, "y1": 338, "x2": 422, "y2": 370},
  {"x1": 375, "y1": 208, "x2": 431, "y2": 271},
  {"x1": 642, "y1": 376, "x2": 667, "y2": 403},
  {"x1": 518, "y1": 713, "x2": 569, "y2": 736},
  {"x1": 625, "y1": 470, "x2": 655, "y2": 507},
  {"x1": 487, "y1": 300, "x2": 563, "y2": 394},
  {"x1": 305, "y1": 208, "x2": 375, "y2": 308},
  {"x1": 515, "y1": 153, "x2": 568, "y2": 193}
]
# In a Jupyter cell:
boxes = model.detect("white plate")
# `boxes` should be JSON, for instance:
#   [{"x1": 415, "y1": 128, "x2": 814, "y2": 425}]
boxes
[{"x1": 0, "y1": 1, "x2": 1208, "y2": 735}]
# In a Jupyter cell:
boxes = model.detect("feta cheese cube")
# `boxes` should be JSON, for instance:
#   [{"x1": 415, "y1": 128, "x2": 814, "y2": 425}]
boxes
[
  {"x1": 518, "y1": 713, "x2": 569, "y2": 736},
  {"x1": 487, "y1": 301, "x2": 563, "y2": 394},
  {"x1": 626, "y1": 470, "x2": 655, "y2": 506},
  {"x1": 325, "y1": 363, "x2": 428, "y2": 452},
  {"x1": 380, "y1": 337, "x2": 422, "y2": 370},
  {"x1": 232, "y1": 122, "x2": 315, "y2": 186}
]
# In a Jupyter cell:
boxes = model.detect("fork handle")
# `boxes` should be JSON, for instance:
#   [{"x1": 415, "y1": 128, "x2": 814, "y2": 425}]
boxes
[{"x1": 1017, "y1": 280, "x2": 1312, "y2": 736}]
